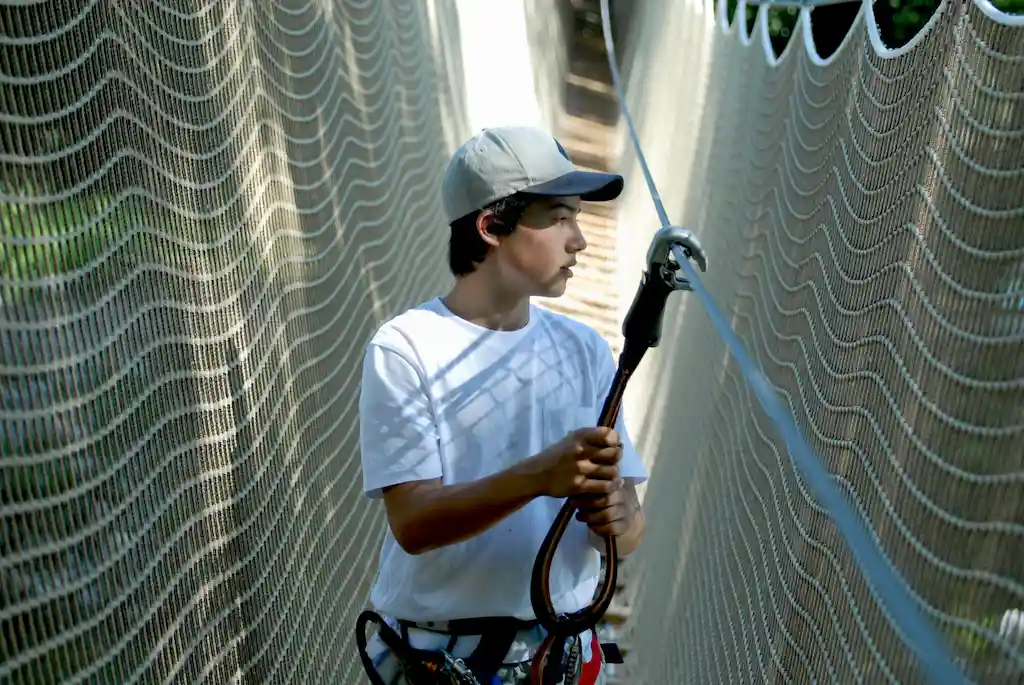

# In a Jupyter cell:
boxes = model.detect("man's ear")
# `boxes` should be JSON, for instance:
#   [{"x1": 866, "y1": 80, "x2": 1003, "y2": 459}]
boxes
[{"x1": 475, "y1": 210, "x2": 504, "y2": 248}]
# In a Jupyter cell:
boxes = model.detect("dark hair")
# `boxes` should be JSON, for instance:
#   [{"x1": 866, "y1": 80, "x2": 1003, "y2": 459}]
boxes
[{"x1": 447, "y1": 192, "x2": 540, "y2": 276}]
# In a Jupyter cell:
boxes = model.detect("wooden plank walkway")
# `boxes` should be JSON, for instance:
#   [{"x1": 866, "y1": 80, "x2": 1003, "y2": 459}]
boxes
[
  {"x1": 536, "y1": 40, "x2": 624, "y2": 359},
  {"x1": 534, "y1": 30, "x2": 636, "y2": 684}
]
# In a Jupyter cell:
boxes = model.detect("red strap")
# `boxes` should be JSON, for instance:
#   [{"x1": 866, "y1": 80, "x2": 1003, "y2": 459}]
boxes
[
  {"x1": 530, "y1": 631, "x2": 604, "y2": 684},
  {"x1": 577, "y1": 632, "x2": 604, "y2": 685}
]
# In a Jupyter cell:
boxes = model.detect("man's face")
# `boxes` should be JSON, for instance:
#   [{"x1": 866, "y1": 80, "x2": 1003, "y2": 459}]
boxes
[{"x1": 492, "y1": 195, "x2": 587, "y2": 298}]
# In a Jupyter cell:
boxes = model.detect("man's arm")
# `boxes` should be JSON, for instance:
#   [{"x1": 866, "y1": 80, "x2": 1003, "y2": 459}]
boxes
[
  {"x1": 381, "y1": 460, "x2": 545, "y2": 556},
  {"x1": 381, "y1": 429, "x2": 625, "y2": 556}
]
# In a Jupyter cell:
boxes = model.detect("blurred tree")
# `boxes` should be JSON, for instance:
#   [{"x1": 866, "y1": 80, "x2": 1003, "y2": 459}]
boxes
[{"x1": 722, "y1": 0, "x2": 1024, "y2": 56}]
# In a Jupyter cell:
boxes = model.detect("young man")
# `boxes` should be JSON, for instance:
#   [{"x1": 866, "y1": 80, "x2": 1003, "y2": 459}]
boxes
[{"x1": 358, "y1": 125, "x2": 648, "y2": 684}]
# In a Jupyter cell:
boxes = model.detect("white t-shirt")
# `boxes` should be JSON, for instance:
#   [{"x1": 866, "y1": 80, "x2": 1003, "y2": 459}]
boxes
[{"x1": 359, "y1": 296, "x2": 647, "y2": 624}]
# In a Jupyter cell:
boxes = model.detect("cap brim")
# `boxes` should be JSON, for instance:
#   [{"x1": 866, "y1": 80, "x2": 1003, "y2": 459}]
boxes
[{"x1": 523, "y1": 170, "x2": 624, "y2": 203}]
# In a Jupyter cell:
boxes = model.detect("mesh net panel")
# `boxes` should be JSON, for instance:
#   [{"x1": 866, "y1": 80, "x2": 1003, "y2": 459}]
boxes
[
  {"x1": 0, "y1": 1, "x2": 467, "y2": 682},
  {"x1": 611, "y1": 1, "x2": 1023, "y2": 684},
  {"x1": 3, "y1": 0, "x2": 1023, "y2": 684}
]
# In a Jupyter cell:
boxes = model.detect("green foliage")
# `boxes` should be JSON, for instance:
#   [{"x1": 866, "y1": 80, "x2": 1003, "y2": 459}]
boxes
[
  {"x1": 765, "y1": 7, "x2": 798, "y2": 40},
  {"x1": 881, "y1": 0, "x2": 1024, "y2": 46},
  {"x1": 0, "y1": 195, "x2": 131, "y2": 280},
  {"x1": 721, "y1": 0, "x2": 1024, "y2": 56},
  {"x1": 986, "y1": 0, "x2": 1024, "y2": 12},
  {"x1": 888, "y1": 0, "x2": 941, "y2": 43},
  {"x1": 764, "y1": 7, "x2": 799, "y2": 55}
]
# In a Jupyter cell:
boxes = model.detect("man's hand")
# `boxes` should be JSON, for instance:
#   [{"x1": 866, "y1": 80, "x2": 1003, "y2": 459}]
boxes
[
  {"x1": 571, "y1": 488, "x2": 633, "y2": 537},
  {"x1": 529, "y1": 426, "x2": 624, "y2": 499},
  {"x1": 571, "y1": 481, "x2": 645, "y2": 556}
]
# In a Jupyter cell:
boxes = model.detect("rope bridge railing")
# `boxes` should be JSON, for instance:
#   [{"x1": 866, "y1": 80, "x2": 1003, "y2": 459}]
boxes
[
  {"x1": 1, "y1": 0, "x2": 1021, "y2": 684},
  {"x1": 0, "y1": 1, "x2": 471, "y2": 682},
  {"x1": 605, "y1": 0, "x2": 1022, "y2": 683}
]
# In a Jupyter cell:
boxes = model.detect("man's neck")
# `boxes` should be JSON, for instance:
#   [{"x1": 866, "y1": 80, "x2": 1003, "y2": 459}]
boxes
[{"x1": 442, "y1": 275, "x2": 531, "y2": 332}]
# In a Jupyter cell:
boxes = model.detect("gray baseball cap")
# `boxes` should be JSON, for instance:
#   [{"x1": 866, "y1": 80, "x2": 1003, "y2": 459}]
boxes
[{"x1": 441, "y1": 125, "x2": 624, "y2": 225}]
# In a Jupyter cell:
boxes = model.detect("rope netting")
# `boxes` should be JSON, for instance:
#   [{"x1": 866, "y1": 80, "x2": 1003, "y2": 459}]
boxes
[
  {"x1": 608, "y1": 1, "x2": 1023, "y2": 683},
  {"x1": 1, "y1": 1, "x2": 465, "y2": 682},
  {"x1": 1, "y1": 0, "x2": 1021, "y2": 684}
]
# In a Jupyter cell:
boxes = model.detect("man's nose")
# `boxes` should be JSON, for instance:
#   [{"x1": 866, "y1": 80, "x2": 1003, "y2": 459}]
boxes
[{"x1": 568, "y1": 221, "x2": 587, "y2": 253}]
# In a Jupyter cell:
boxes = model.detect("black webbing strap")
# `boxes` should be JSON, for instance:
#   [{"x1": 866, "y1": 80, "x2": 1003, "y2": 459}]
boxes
[
  {"x1": 463, "y1": 622, "x2": 520, "y2": 676},
  {"x1": 356, "y1": 610, "x2": 448, "y2": 685},
  {"x1": 542, "y1": 635, "x2": 567, "y2": 685},
  {"x1": 397, "y1": 616, "x2": 539, "y2": 678}
]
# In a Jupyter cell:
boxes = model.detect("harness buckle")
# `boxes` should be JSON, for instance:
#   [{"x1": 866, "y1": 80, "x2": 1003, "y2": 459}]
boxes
[{"x1": 441, "y1": 651, "x2": 480, "y2": 685}]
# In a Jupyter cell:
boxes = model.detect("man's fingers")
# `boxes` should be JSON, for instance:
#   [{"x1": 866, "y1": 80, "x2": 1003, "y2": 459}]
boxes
[
  {"x1": 580, "y1": 462, "x2": 620, "y2": 481},
  {"x1": 577, "y1": 426, "x2": 620, "y2": 448},
  {"x1": 585, "y1": 446, "x2": 622, "y2": 465},
  {"x1": 575, "y1": 504, "x2": 627, "y2": 526},
  {"x1": 575, "y1": 477, "x2": 623, "y2": 496},
  {"x1": 570, "y1": 490, "x2": 623, "y2": 511},
  {"x1": 571, "y1": 494, "x2": 610, "y2": 510},
  {"x1": 585, "y1": 521, "x2": 630, "y2": 538}
]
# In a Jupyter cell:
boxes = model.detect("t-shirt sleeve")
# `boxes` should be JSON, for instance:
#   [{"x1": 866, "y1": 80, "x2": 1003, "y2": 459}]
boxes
[
  {"x1": 594, "y1": 337, "x2": 648, "y2": 484},
  {"x1": 359, "y1": 341, "x2": 444, "y2": 500}
]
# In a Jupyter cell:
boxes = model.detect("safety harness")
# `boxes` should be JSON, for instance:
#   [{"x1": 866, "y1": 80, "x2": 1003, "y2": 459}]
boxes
[
  {"x1": 356, "y1": 608, "x2": 622, "y2": 685},
  {"x1": 355, "y1": 227, "x2": 706, "y2": 684},
  {"x1": 356, "y1": 611, "x2": 530, "y2": 684}
]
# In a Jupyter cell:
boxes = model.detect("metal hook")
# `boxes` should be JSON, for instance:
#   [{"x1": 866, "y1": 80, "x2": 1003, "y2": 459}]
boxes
[{"x1": 645, "y1": 225, "x2": 707, "y2": 292}]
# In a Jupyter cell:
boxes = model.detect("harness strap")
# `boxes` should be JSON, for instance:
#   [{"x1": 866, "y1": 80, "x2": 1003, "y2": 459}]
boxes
[
  {"x1": 529, "y1": 632, "x2": 569, "y2": 685},
  {"x1": 366, "y1": 614, "x2": 613, "y2": 684},
  {"x1": 397, "y1": 616, "x2": 539, "y2": 678},
  {"x1": 399, "y1": 616, "x2": 540, "y2": 636},
  {"x1": 356, "y1": 610, "x2": 441, "y2": 685},
  {"x1": 463, "y1": 622, "x2": 520, "y2": 676}
]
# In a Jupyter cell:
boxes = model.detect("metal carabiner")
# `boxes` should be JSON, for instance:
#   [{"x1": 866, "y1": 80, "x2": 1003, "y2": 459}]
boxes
[
  {"x1": 619, "y1": 225, "x2": 708, "y2": 365},
  {"x1": 441, "y1": 651, "x2": 481, "y2": 685},
  {"x1": 644, "y1": 225, "x2": 707, "y2": 292}
]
